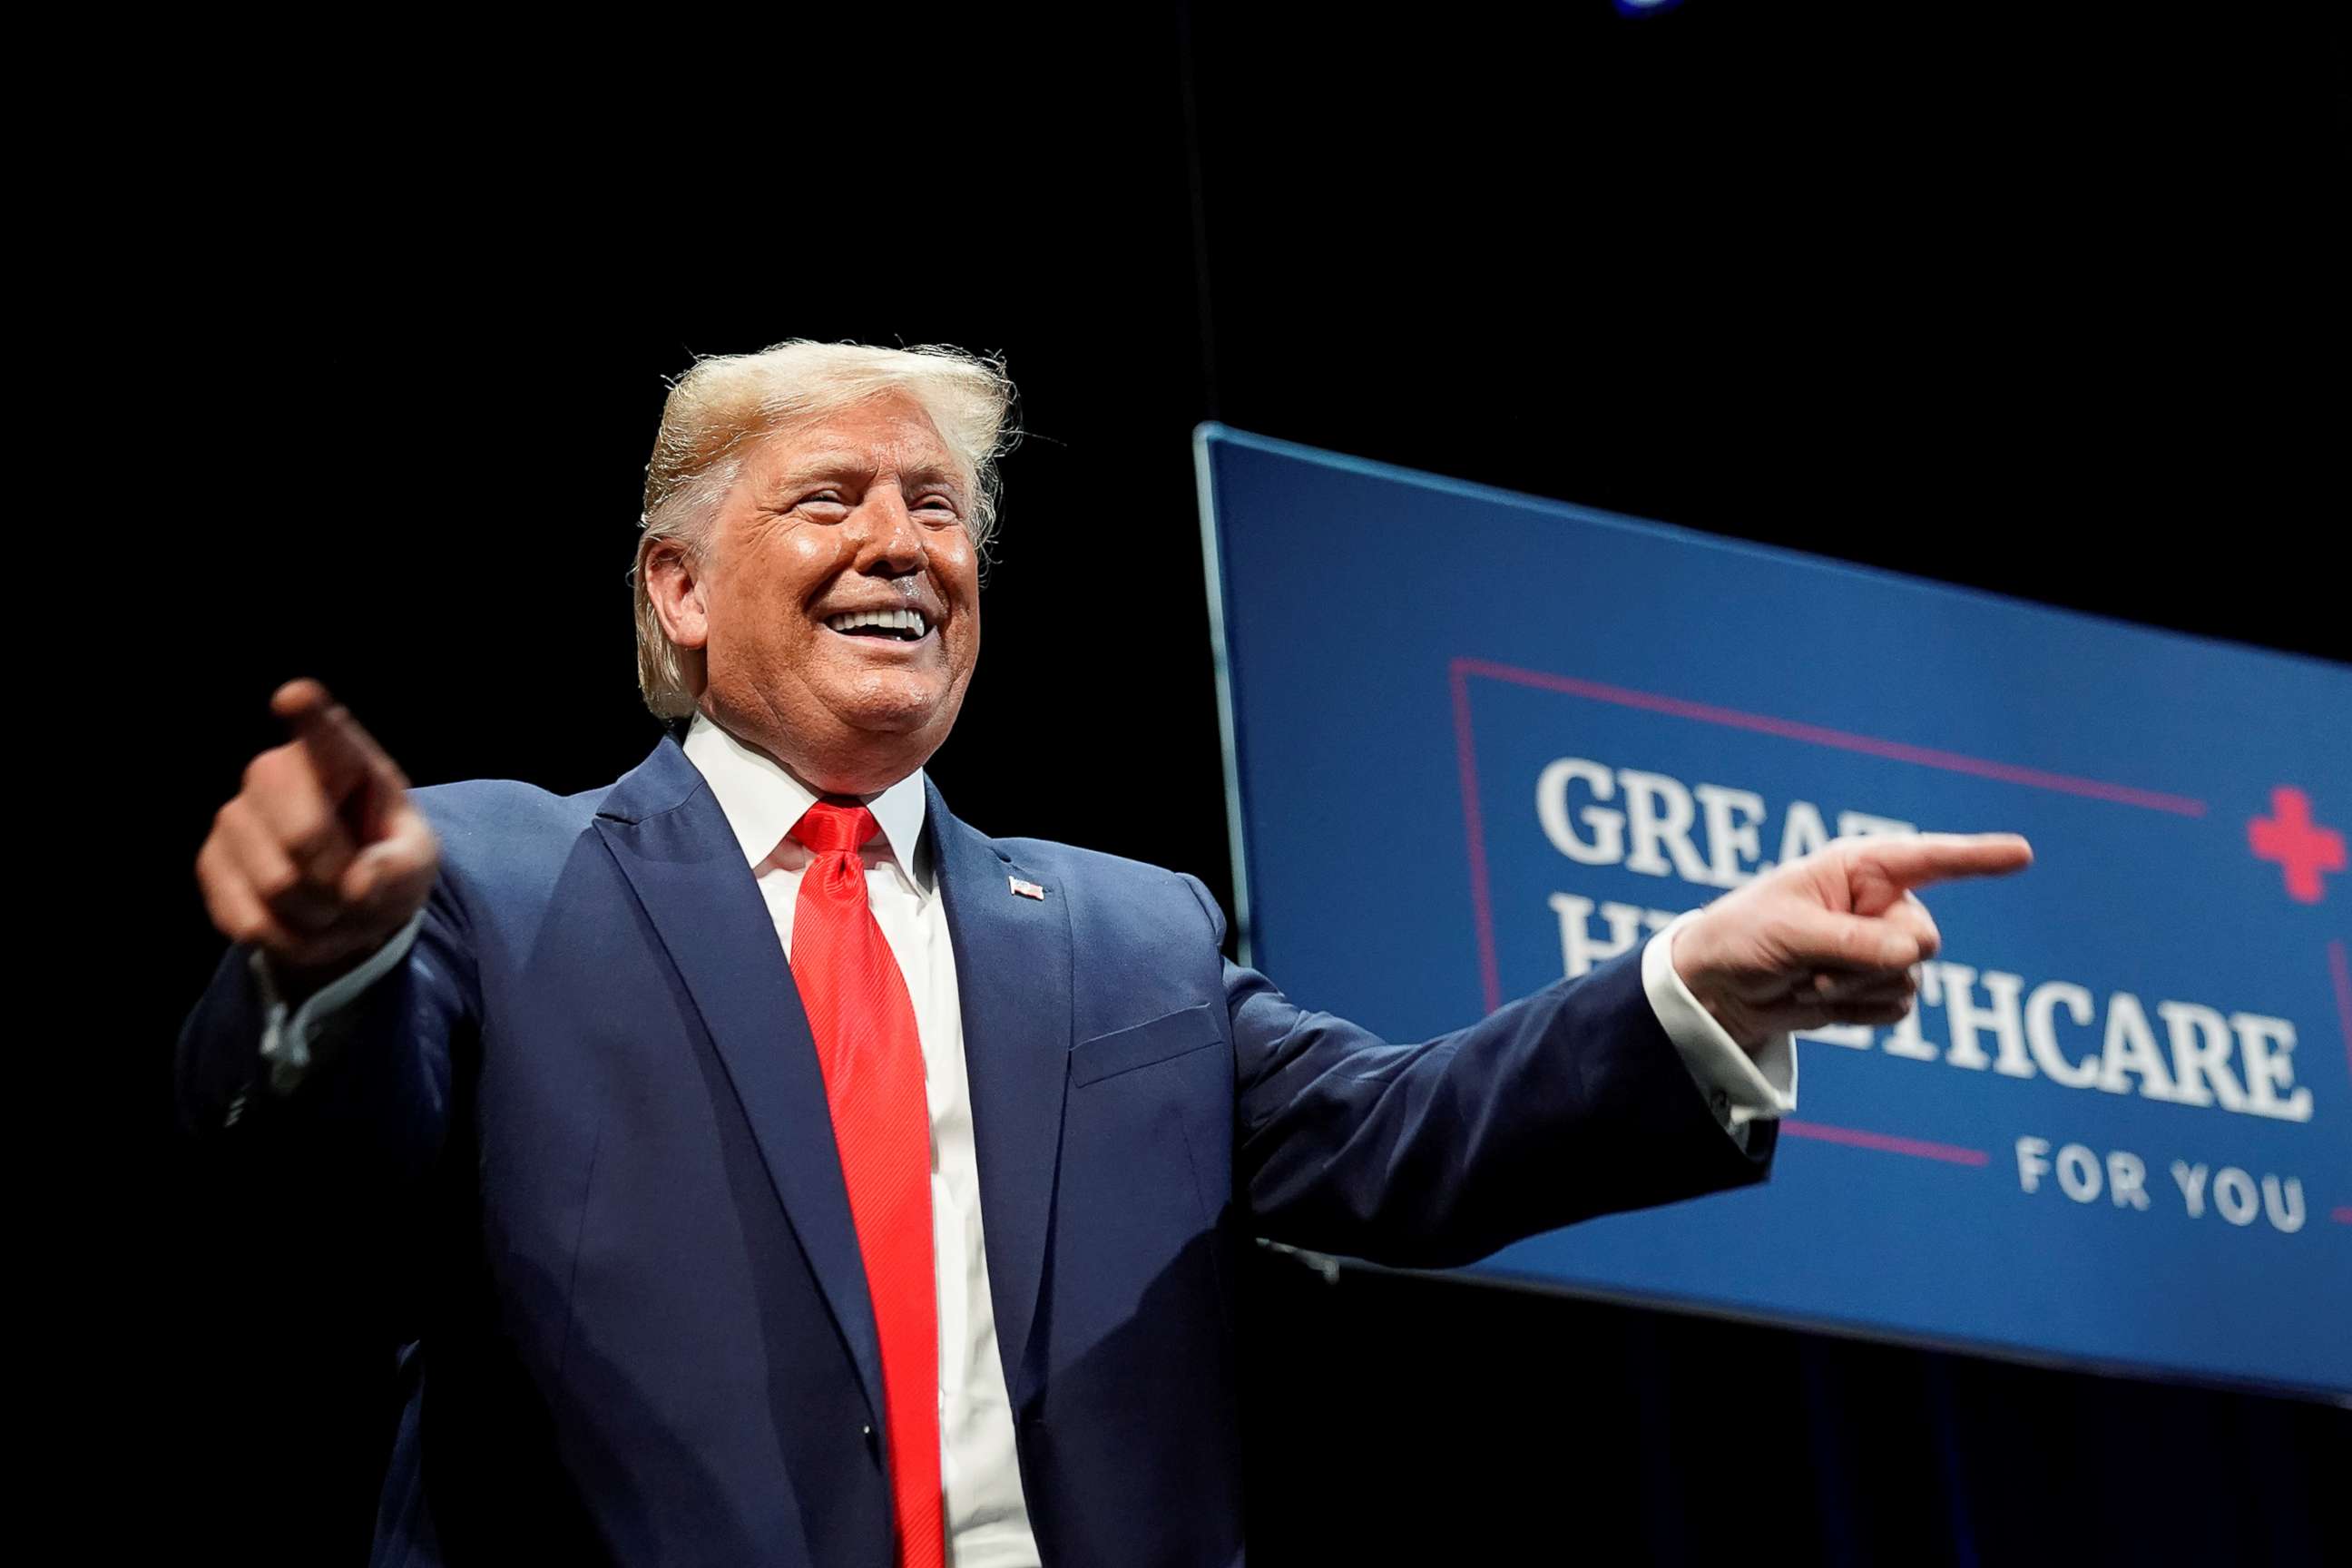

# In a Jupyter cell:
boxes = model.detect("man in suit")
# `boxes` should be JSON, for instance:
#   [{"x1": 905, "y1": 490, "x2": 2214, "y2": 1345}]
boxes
[{"x1": 181, "y1": 340, "x2": 2029, "y2": 1566}]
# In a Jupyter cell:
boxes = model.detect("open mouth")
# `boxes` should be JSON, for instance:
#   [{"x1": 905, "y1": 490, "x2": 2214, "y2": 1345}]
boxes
[{"x1": 822, "y1": 607, "x2": 932, "y2": 644}]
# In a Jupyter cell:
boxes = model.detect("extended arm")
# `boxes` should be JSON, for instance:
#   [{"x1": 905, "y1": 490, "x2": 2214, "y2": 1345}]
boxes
[
  {"x1": 1189, "y1": 828, "x2": 2031, "y2": 1269},
  {"x1": 1227, "y1": 944, "x2": 1775, "y2": 1269},
  {"x1": 1184, "y1": 877, "x2": 1772, "y2": 1270}
]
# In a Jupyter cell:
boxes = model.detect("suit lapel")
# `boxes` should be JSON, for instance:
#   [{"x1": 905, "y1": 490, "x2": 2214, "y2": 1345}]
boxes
[
  {"x1": 925, "y1": 778, "x2": 1071, "y2": 1412},
  {"x1": 593, "y1": 736, "x2": 886, "y2": 1430}
]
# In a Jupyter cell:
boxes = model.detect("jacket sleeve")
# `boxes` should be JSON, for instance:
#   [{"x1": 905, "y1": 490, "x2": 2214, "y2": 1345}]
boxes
[
  {"x1": 1181, "y1": 874, "x2": 1776, "y2": 1269},
  {"x1": 173, "y1": 858, "x2": 479, "y2": 1200}
]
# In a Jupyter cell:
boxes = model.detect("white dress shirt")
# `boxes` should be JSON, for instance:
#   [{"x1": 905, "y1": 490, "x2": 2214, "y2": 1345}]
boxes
[
  {"x1": 680, "y1": 714, "x2": 1040, "y2": 1567},
  {"x1": 250, "y1": 711, "x2": 1795, "y2": 1566}
]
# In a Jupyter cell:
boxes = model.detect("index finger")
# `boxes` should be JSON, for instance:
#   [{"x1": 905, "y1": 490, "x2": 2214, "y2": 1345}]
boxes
[
  {"x1": 270, "y1": 678, "x2": 411, "y2": 799},
  {"x1": 1854, "y1": 832, "x2": 2034, "y2": 891}
]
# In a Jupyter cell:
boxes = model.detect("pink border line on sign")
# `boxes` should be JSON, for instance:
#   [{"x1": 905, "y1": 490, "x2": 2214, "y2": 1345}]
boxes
[
  {"x1": 2332, "y1": 1207, "x2": 2352, "y2": 1226},
  {"x1": 1449, "y1": 661, "x2": 1504, "y2": 1014},
  {"x1": 1781, "y1": 1122, "x2": 1991, "y2": 1166},
  {"x1": 1447, "y1": 656, "x2": 2218, "y2": 1168},
  {"x1": 2329, "y1": 939, "x2": 2352, "y2": 1092}
]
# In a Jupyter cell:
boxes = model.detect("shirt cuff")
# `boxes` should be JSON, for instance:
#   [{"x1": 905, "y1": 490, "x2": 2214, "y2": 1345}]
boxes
[
  {"x1": 250, "y1": 909, "x2": 426, "y2": 1097},
  {"x1": 1641, "y1": 910, "x2": 1798, "y2": 1151}
]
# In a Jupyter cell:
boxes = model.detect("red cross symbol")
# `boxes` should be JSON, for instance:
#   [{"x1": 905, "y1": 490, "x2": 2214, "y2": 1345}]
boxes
[{"x1": 2248, "y1": 786, "x2": 2345, "y2": 905}]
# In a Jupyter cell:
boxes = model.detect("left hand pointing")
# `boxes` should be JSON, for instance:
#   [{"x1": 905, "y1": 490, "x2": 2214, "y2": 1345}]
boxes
[{"x1": 1671, "y1": 832, "x2": 2034, "y2": 1052}]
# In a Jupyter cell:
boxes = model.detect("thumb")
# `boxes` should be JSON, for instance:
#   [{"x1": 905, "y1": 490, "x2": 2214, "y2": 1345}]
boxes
[{"x1": 337, "y1": 798, "x2": 438, "y2": 907}]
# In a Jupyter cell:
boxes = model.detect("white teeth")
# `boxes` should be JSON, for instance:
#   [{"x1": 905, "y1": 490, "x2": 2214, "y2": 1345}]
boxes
[{"x1": 825, "y1": 608, "x2": 930, "y2": 637}]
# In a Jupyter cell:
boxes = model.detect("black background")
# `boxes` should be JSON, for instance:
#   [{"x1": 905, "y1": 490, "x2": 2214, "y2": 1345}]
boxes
[{"x1": 78, "y1": 3, "x2": 2349, "y2": 1562}]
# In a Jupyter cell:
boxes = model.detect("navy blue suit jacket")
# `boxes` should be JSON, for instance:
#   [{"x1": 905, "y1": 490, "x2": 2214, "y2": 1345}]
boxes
[{"x1": 177, "y1": 734, "x2": 1775, "y2": 1567}]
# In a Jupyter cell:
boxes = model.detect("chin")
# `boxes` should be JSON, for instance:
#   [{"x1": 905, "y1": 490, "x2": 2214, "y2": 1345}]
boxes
[{"x1": 834, "y1": 676, "x2": 958, "y2": 730}]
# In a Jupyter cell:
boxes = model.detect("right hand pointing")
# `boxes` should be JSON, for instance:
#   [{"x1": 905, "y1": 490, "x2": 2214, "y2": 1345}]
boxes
[{"x1": 195, "y1": 679, "x2": 442, "y2": 991}]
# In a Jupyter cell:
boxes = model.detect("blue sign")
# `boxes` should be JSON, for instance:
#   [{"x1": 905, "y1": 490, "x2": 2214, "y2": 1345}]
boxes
[{"x1": 1196, "y1": 425, "x2": 2351, "y2": 1399}]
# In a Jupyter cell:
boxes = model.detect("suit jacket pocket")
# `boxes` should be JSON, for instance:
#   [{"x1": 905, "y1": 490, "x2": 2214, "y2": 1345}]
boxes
[{"x1": 1069, "y1": 1003, "x2": 1221, "y2": 1087}]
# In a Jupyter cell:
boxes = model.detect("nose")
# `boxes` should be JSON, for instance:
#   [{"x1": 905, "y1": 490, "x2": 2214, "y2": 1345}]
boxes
[{"x1": 847, "y1": 485, "x2": 925, "y2": 577}]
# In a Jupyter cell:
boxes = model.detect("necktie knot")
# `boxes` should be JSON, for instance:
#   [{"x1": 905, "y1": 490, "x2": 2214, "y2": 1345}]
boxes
[{"x1": 790, "y1": 799, "x2": 880, "y2": 858}]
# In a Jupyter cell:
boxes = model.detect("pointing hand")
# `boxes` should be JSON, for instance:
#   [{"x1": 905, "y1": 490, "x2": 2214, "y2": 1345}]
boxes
[
  {"x1": 1671, "y1": 832, "x2": 2034, "y2": 1050},
  {"x1": 193, "y1": 680, "x2": 441, "y2": 994}
]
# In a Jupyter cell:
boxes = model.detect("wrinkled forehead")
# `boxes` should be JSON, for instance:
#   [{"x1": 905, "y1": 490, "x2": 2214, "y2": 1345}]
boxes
[{"x1": 740, "y1": 389, "x2": 973, "y2": 497}]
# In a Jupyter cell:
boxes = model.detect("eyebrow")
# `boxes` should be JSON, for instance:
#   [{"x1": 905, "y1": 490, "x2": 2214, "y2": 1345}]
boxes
[{"x1": 766, "y1": 453, "x2": 969, "y2": 495}]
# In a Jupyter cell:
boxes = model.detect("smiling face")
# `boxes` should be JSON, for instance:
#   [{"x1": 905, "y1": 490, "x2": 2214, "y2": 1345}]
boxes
[{"x1": 645, "y1": 390, "x2": 983, "y2": 794}]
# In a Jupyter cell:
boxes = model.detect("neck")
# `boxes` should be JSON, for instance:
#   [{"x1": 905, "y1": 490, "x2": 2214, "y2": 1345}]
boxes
[{"x1": 691, "y1": 706, "x2": 920, "y2": 799}]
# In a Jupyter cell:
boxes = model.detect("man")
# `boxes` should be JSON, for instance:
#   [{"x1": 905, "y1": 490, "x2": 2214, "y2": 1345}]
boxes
[{"x1": 180, "y1": 340, "x2": 2030, "y2": 1566}]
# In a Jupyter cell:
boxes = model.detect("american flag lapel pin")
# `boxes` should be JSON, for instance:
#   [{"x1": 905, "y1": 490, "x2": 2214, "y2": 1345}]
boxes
[{"x1": 1008, "y1": 875, "x2": 1045, "y2": 900}]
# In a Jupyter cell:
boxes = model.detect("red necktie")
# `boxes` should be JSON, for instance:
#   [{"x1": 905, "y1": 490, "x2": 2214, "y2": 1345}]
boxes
[{"x1": 788, "y1": 801, "x2": 943, "y2": 1568}]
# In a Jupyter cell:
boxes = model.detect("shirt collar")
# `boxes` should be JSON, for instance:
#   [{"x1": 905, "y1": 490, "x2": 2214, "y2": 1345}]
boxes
[{"x1": 679, "y1": 710, "x2": 932, "y2": 892}]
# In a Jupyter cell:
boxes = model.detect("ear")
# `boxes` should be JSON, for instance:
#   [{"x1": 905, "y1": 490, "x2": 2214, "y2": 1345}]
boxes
[{"x1": 642, "y1": 535, "x2": 711, "y2": 652}]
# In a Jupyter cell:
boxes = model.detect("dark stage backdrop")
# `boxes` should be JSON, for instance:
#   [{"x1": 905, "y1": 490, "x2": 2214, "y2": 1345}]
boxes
[{"x1": 88, "y1": 3, "x2": 2346, "y2": 1563}]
